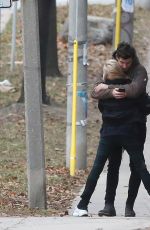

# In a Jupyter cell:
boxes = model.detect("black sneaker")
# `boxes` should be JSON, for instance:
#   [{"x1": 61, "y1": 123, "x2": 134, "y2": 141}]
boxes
[
  {"x1": 98, "y1": 204, "x2": 116, "y2": 217},
  {"x1": 125, "y1": 205, "x2": 136, "y2": 217}
]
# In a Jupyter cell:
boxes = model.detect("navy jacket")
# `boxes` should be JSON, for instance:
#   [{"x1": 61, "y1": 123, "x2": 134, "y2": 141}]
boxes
[{"x1": 98, "y1": 78, "x2": 146, "y2": 137}]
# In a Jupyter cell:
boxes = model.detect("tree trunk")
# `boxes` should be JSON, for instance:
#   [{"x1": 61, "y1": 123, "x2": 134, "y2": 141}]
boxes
[
  {"x1": 18, "y1": 0, "x2": 61, "y2": 104},
  {"x1": 46, "y1": 0, "x2": 61, "y2": 77},
  {"x1": 17, "y1": 78, "x2": 24, "y2": 103},
  {"x1": 37, "y1": 0, "x2": 51, "y2": 104}
]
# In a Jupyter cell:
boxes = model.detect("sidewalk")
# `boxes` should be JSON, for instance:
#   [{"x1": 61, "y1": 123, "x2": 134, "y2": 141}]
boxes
[{"x1": 1, "y1": 216, "x2": 150, "y2": 230}]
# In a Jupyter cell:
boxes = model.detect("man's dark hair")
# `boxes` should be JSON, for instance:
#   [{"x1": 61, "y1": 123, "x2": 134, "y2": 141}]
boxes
[{"x1": 113, "y1": 42, "x2": 136, "y2": 59}]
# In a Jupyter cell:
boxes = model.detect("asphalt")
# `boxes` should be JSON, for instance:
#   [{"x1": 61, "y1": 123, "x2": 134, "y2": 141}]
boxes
[{"x1": 0, "y1": 5, "x2": 150, "y2": 230}]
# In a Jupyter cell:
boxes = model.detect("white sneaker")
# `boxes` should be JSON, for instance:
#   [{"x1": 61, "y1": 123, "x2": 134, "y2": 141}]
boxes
[{"x1": 73, "y1": 207, "x2": 88, "y2": 217}]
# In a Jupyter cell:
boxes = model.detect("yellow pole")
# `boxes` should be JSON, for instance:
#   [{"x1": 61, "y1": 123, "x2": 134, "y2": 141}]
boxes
[
  {"x1": 115, "y1": 0, "x2": 122, "y2": 49},
  {"x1": 70, "y1": 40, "x2": 78, "y2": 176}
]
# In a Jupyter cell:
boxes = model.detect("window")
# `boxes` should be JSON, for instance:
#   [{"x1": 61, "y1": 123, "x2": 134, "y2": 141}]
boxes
[{"x1": 0, "y1": 0, "x2": 11, "y2": 8}]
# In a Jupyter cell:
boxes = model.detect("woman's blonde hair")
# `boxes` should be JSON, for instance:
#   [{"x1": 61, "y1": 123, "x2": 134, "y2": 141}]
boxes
[{"x1": 103, "y1": 59, "x2": 126, "y2": 81}]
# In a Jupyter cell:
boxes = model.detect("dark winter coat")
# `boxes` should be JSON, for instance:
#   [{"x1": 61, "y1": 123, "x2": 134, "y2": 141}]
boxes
[{"x1": 98, "y1": 78, "x2": 146, "y2": 137}]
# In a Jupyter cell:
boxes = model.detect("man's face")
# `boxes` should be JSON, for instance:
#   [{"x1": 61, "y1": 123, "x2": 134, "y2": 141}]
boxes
[{"x1": 116, "y1": 57, "x2": 133, "y2": 72}]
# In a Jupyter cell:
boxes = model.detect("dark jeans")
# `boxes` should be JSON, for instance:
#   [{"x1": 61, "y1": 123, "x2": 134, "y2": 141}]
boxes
[
  {"x1": 105, "y1": 150, "x2": 141, "y2": 207},
  {"x1": 78, "y1": 135, "x2": 150, "y2": 209},
  {"x1": 105, "y1": 123, "x2": 146, "y2": 207}
]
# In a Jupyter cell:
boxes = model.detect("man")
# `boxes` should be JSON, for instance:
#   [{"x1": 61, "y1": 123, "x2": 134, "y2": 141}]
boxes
[{"x1": 91, "y1": 42, "x2": 148, "y2": 217}]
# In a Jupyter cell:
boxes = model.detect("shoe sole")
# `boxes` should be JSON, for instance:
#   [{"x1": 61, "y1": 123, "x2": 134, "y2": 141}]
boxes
[
  {"x1": 98, "y1": 212, "x2": 116, "y2": 217},
  {"x1": 125, "y1": 214, "x2": 135, "y2": 217},
  {"x1": 73, "y1": 214, "x2": 88, "y2": 217}
]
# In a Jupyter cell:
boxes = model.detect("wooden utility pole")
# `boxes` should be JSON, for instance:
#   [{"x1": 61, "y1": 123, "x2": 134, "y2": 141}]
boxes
[{"x1": 21, "y1": 0, "x2": 46, "y2": 208}]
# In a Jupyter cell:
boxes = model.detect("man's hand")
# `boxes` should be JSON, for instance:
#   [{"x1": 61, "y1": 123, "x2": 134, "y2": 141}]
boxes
[
  {"x1": 94, "y1": 83, "x2": 108, "y2": 93},
  {"x1": 112, "y1": 88, "x2": 127, "y2": 99}
]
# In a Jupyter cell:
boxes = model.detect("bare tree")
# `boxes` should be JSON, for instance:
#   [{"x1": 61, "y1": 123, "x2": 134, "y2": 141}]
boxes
[
  {"x1": 18, "y1": 0, "x2": 61, "y2": 104},
  {"x1": 46, "y1": 0, "x2": 61, "y2": 77}
]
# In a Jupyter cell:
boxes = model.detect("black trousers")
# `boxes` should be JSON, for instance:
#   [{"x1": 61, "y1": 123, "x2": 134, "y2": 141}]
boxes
[
  {"x1": 78, "y1": 134, "x2": 150, "y2": 209},
  {"x1": 105, "y1": 149, "x2": 141, "y2": 207},
  {"x1": 105, "y1": 123, "x2": 146, "y2": 207}
]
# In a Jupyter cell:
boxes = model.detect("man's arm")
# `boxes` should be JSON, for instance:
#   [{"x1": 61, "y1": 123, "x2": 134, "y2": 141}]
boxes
[
  {"x1": 91, "y1": 83, "x2": 113, "y2": 99},
  {"x1": 91, "y1": 77, "x2": 114, "y2": 99},
  {"x1": 91, "y1": 65, "x2": 148, "y2": 99},
  {"x1": 124, "y1": 66, "x2": 148, "y2": 98},
  {"x1": 91, "y1": 84, "x2": 126, "y2": 99}
]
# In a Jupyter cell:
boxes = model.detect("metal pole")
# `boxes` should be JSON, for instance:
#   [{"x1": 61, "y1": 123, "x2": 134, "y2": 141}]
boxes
[
  {"x1": 66, "y1": 0, "x2": 88, "y2": 170},
  {"x1": 10, "y1": 0, "x2": 17, "y2": 71},
  {"x1": 70, "y1": 40, "x2": 78, "y2": 176},
  {"x1": 114, "y1": 0, "x2": 121, "y2": 49},
  {"x1": 0, "y1": 9, "x2": 1, "y2": 34},
  {"x1": 21, "y1": 0, "x2": 46, "y2": 209}
]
